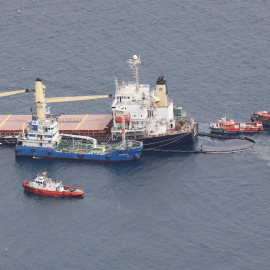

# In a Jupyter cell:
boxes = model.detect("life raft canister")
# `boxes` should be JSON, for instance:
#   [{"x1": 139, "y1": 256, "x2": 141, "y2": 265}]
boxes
[{"x1": 115, "y1": 115, "x2": 130, "y2": 123}]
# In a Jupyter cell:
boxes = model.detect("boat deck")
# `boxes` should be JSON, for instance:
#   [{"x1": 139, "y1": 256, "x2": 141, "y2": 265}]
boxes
[{"x1": 55, "y1": 139, "x2": 118, "y2": 155}]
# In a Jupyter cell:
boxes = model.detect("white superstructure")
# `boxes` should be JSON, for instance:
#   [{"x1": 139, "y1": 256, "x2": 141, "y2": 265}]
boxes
[
  {"x1": 111, "y1": 55, "x2": 184, "y2": 139},
  {"x1": 18, "y1": 115, "x2": 60, "y2": 148},
  {"x1": 29, "y1": 172, "x2": 64, "y2": 192}
]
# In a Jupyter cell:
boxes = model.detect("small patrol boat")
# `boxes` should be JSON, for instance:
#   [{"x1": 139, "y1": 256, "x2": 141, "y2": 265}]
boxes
[
  {"x1": 210, "y1": 117, "x2": 263, "y2": 134},
  {"x1": 22, "y1": 172, "x2": 84, "y2": 197}
]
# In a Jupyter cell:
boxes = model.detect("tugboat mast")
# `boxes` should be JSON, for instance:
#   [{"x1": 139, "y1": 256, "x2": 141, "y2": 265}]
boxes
[{"x1": 127, "y1": 55, "x2": 141, "y2": 91}]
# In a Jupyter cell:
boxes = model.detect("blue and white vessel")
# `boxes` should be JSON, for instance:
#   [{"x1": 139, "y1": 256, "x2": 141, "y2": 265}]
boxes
[{"x1": 15, "y1": 79, "x2": 143, "y2": 162}]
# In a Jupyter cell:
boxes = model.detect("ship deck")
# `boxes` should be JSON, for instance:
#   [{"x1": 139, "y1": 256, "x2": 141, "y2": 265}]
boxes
[
  {"x1": 0, "y1": 114, "x2": 113, "y2": 141},
  {"x1": 55, "y1": 139, "x2": 119, "y2": 154}
]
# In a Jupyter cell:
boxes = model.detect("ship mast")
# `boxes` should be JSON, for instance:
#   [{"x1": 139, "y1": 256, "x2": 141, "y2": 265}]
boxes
[
  {"x1": 127, "y1": 55, "x2": 141, "y2": 91},
  {"x1": 35, "y1": 78, "x2": 47, "y2": 121},
  {"x1": 114, "y1": 77, "x2": 119, "y2": 95}
]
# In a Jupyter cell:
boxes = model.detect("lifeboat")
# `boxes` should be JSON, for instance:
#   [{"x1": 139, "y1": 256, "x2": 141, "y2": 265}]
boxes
[
  {"x1": 210, "y1": 117, "x2": 263, "y2": 134},
  {"x1": 115, "y1": 115, "x2": 130, "y2": 123},
  {"x1": 22, "y1": 172, "x2": 84, "y2": 197},
  {"x1": 251, "y1": 111, "x2": 270, "y2": 128}
]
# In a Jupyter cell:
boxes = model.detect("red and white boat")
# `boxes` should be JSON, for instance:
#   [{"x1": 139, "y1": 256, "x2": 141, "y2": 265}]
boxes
[
  {"x1": 210, "y1": 117, "x2": 263, "y2": 134},
  {"x1": 251, "y1": 111, "x2": 270, "y2": 128},
  {"x1": 22, "y1": 172, "x2": 84, "y2": 197}
]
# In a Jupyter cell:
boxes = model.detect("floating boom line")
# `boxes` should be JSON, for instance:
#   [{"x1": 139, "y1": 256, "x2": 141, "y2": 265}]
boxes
[{"x1": 144, "y1": 133, "x2": 256, "y2": 154}]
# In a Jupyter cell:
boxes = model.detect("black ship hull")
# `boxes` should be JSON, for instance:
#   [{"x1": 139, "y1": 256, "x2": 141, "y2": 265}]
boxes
[{"x1": 127, "y1": 122, "x2": 198, "y2": 150}]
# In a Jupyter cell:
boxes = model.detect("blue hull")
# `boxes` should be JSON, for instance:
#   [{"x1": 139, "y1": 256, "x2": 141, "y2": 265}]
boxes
[{"x1": 15, "y1": 145, "x2": 142, "y2": 162}]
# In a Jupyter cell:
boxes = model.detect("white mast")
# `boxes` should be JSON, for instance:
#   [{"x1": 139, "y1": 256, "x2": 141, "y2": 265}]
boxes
[
  {"x1": 114, "y1": 77, "x2": 119, "y2": 95},
  {"x1": 127, "y1": 55, "x2": 141, "y2": 91}
]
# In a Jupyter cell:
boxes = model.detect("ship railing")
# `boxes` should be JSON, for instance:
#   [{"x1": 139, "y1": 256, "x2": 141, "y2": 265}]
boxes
[
  {"x1": 102, "y1": 140, "x2": 142, "y2": 151},
  {"x1": 58, "y1": 118, "x2": 82, "y2": 123}
]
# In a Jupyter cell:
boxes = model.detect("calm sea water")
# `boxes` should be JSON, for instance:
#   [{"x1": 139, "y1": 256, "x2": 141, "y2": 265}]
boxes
[{"x1": 1, "y1": 0, "x2": 270, "y2": 269}]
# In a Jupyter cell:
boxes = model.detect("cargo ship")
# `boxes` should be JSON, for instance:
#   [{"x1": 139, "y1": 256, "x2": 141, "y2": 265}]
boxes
[
  {"x1": 15, "y1": 79, "x2": 143, "y2": 162},
  {"x1": 22, "y1": 172, "x2": 84, "y2": 197},
  {"x1": 111, "y1": 55, "x2": 198, "y2": 149},
  {"x1": 0, "y1": 84, "x2": 114, "y2": 143},
  {"x1": 251, "y1": 111, "x2": 270, "y2": 128},
  {"x1": 210, "y1": 117, "x2": 263, "y2": 134},
  {"x1": 0, "y1": 55, "x2": 198, "y2": 149}
]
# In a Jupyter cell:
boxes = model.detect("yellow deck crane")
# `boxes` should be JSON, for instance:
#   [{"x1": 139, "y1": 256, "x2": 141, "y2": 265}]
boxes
[
  {"x1": 0, "y1": 80, "x2": 112, "y2": 143},
  {"x1": 33, "y1": 78, "x2": 112, "y2": 121}
]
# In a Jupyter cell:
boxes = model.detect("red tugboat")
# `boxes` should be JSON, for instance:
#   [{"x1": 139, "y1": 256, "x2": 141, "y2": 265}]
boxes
[
  {"x1": 22, "y1": 172, "x2": 84, "y2": 197},
  {"x1": 210, "y1": 117, "x2": 263, "y2": 134},
  {"x1": 251, "y1": 111, "x2": 270, "y2": 128}
]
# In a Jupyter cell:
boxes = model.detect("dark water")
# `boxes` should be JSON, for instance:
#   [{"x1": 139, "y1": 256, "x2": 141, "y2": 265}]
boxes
[{"x1": 1, "y1": 0, "x2": 270, "y2": 269}]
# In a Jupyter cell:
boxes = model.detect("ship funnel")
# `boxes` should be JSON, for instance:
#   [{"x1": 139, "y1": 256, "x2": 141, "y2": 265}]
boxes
[{"x1": 155, "y1": 76, "x2": 169, "y2": 107}]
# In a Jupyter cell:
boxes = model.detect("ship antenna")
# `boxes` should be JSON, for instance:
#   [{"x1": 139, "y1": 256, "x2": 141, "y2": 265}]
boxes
[
  {"x1": 127, "y1": 54, "x2": 141, "y2": 91},
  {"x1": 114, "y1": 77, "x2": 119, "y2": 94}
]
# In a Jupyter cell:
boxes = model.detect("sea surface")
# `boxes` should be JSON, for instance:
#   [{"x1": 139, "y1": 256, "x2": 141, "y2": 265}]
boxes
[{"x1": 1, "y1": 0, "x2": 270, "y2": 269}]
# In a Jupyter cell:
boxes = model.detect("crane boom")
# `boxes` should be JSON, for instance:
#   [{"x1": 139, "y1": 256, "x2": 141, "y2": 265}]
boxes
[
  {"x1": 46, "y1": 95, "x2": 110, "y2": 103},
  {"x1": 34, "y1": 78, "x2": 112, "y2": 121},
  {"x1": 0, "y1": 89, "x2": 26, "y2": 98}
]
